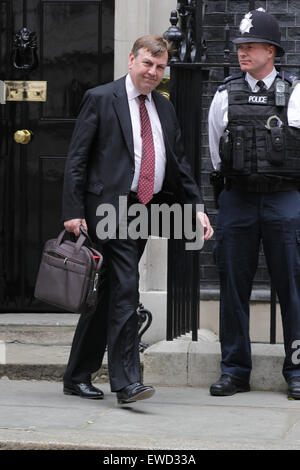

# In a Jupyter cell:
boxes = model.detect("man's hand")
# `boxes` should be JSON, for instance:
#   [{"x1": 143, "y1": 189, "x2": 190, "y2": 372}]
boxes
[
  {"x1": 64, "y1": 218, "x2": 88, "y2": 237},
  {"x1": 196, "y1": 211, "x2": 214, "y2": 241}
]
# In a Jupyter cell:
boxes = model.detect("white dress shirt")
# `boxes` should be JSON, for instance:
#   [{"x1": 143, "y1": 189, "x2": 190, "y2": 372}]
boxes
[
  {"x1": 126, "y1": 73, "x2": 166, "y2": 193},
  {"x1": 208, "y1": 68, "x2": 300, "y2": 170}
]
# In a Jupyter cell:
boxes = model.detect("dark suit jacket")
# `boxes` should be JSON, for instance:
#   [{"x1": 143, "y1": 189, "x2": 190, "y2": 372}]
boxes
[{"x1": 62, "y1": 75, "x2": 203, "y2": 237}]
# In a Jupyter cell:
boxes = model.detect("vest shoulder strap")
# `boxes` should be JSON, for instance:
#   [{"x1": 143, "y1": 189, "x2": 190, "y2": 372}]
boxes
[
  {"x1": 218, "y1": 71, "x2": 299, "y2": 93},
  {"x1": 277, "y1": 71, "x2": 299, "y2": 86},
  {"x1": 218, "y1": 72, "x2": 244, "y2": 92}
]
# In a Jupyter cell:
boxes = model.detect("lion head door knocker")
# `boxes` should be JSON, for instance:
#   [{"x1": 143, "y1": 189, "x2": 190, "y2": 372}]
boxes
[{"x1": 12, "y1": 27, "x2": 38, "y2": 72}]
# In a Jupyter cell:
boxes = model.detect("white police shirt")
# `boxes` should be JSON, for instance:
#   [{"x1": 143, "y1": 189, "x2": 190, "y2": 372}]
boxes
[{"x1": 208, "y1": 67, "x2": 300, "y2": 170}]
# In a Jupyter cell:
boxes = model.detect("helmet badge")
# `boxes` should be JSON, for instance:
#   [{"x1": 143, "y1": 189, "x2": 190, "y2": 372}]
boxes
[
  {"x1": 240, "y1": 12, "x2": 253, "y2": 35},
  {"x1": 239, "y1": 8, "x2": 266, "y2": 35}
]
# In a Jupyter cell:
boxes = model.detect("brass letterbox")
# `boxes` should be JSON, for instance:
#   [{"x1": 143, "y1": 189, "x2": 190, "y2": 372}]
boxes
[{"x1": 4, "y1": 81, "x2": 47, "y2": 102}]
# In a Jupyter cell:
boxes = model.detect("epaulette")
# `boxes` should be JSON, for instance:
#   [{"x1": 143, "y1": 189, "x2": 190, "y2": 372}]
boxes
[
  {"x1": 217, "y1": 72, "x2": 244, "y2": 92},
  {"x1": 277, "y1": 71, "x2": 299, "y2": 85}
]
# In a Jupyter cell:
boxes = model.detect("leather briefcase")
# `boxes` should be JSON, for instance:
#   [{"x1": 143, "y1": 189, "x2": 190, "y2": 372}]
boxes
[{"x1": 34, "y1": 227, "x2": 103, "y2": 316}]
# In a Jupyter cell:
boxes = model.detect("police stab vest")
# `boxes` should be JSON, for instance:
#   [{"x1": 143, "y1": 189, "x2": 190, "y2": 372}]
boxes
[{"x1": 218, "y1": 72, "x2": 300, "y2": 177}]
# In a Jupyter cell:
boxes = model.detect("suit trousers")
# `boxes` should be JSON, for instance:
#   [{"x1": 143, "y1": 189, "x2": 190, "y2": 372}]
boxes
[
  {"x1": 63, "y1": 192, "x2": 162, "y2": 391},
  {"x1": 214, "y1": 188, "x2": 300, "y2": 383}
]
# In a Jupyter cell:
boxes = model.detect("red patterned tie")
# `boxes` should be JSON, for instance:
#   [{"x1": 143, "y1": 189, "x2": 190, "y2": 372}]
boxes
[{"x1": 137, "y1": 94, "x2": 155, "y2": 205}]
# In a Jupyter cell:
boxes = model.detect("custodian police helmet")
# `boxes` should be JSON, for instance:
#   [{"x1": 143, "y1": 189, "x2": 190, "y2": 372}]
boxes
[{"x1": 232, "y1": 8, "x2": 285, "y2": 57}]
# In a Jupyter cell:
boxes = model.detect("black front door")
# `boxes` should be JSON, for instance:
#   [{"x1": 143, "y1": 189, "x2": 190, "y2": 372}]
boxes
[{"x1": 0, "y1": 0, "x2": 114, "y2": 312}]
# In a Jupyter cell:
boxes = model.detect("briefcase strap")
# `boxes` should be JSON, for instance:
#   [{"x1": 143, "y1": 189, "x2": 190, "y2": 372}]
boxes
[
  {"x1": 54, "y1": 227, "x2": 93, "y2": 255},
  {"x1": 79, "y1": 225, "x2": 94, "y2": 246}
]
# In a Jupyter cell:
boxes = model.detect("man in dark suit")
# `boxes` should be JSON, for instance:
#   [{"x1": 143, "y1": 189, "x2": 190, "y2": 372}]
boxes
[{"x1": 62, "y1": 35, "x2": 213, "y2": 404}]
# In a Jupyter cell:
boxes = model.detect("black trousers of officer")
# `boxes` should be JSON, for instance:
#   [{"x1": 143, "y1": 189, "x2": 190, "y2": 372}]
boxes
[
  {"x1": 214, "y1": 187, "x2": 300, "y2": 383},
  {"x1": 63, "y1": 192, "x2": 158, "y2": 392}
]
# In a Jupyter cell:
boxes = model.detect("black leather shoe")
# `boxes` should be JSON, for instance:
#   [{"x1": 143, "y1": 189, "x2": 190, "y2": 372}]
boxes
[
  {"x1": 287, "y1": 377, "x2": 300, "y2": 399},
  {"x1": 116, "y1": 382, "x2": 155, "y2": 404},
  {"x1": 63, "y1": 381, "x2": 104, "y2": 399},
  {"x1": 210, "y1": 374, "x2": 250, "y2": 396}
]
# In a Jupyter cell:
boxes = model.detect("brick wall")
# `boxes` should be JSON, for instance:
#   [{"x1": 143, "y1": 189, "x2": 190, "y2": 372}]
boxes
[{"x1": 200, "y1": 0, "x2": 300, "y2": 290}]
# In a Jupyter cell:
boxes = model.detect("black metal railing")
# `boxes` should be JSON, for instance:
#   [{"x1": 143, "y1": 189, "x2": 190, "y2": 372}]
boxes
[
  {"x1": 164, "y1": 0, "x2": 299, "y2": 343},
  {"x1": 165, "y1": 0, "x2": 206, "y2": 341}
]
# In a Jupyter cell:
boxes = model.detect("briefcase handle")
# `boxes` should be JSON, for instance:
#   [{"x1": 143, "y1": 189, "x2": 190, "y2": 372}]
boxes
[
  {"x1": 54, "y1": 226, "x2": 93, "y2": 254},
  {"x1": 79, "y1": 225, "x2": 93, "y2": 245}
]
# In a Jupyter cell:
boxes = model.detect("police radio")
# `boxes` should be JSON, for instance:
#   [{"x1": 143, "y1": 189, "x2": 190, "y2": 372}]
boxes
[{"x1": 275, "y1": 78, "x2": 286, "y2": 107}]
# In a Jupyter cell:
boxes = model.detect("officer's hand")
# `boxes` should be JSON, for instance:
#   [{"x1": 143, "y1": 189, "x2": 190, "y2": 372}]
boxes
[
  {"x1": 196, "y1": 211, "x2": 214, "y2": 241},
  {"x1": 64, "y1": 218, "x2": 88, "y2": 237}
]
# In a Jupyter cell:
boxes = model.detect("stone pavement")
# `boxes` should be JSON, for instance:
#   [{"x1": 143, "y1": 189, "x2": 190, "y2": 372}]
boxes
[
  {"x1": 0, "y1": 378, "x2": 300, "y2": 451},
  {"x1": 1, "y1": 314, "x2": 300, "y2": 452}
]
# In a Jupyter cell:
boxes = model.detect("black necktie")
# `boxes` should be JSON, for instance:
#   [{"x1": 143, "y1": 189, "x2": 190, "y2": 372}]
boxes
[{"x1": 256, "y1": 80, "x2": 266, "y2": 91}]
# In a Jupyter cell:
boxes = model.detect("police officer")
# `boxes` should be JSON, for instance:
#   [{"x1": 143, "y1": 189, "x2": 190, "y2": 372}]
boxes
[{"x1": 208, "y1": 8, "x2": 300, "y2": 399}]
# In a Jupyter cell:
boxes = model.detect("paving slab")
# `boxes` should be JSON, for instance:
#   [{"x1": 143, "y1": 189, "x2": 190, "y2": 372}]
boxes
[
  {"x1": 143, "y1": 339, "x2": 287, "y2": 391},
  {"x1": 0, "y1": 314, "x2": 77, "y2": 346},
  {"x1": 1, "y1": 379, "x2": 300, "y2": 450},
  {"x1": 0, "y1": 343, "x2": 110, "y2": 382},
  {"x1": 0, "y1": 314, "x2": 78, "y2": 326}
]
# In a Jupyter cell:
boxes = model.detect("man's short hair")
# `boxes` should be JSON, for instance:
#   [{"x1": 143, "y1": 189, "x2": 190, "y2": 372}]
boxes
[{"x1": 131, "y1": 35, "x2": 172, "y2": 60}]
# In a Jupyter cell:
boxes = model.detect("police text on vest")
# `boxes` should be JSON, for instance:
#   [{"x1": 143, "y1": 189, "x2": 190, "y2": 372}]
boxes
[{"x1": 248, "y1": 95, "x2": 268, "y2": 104}]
